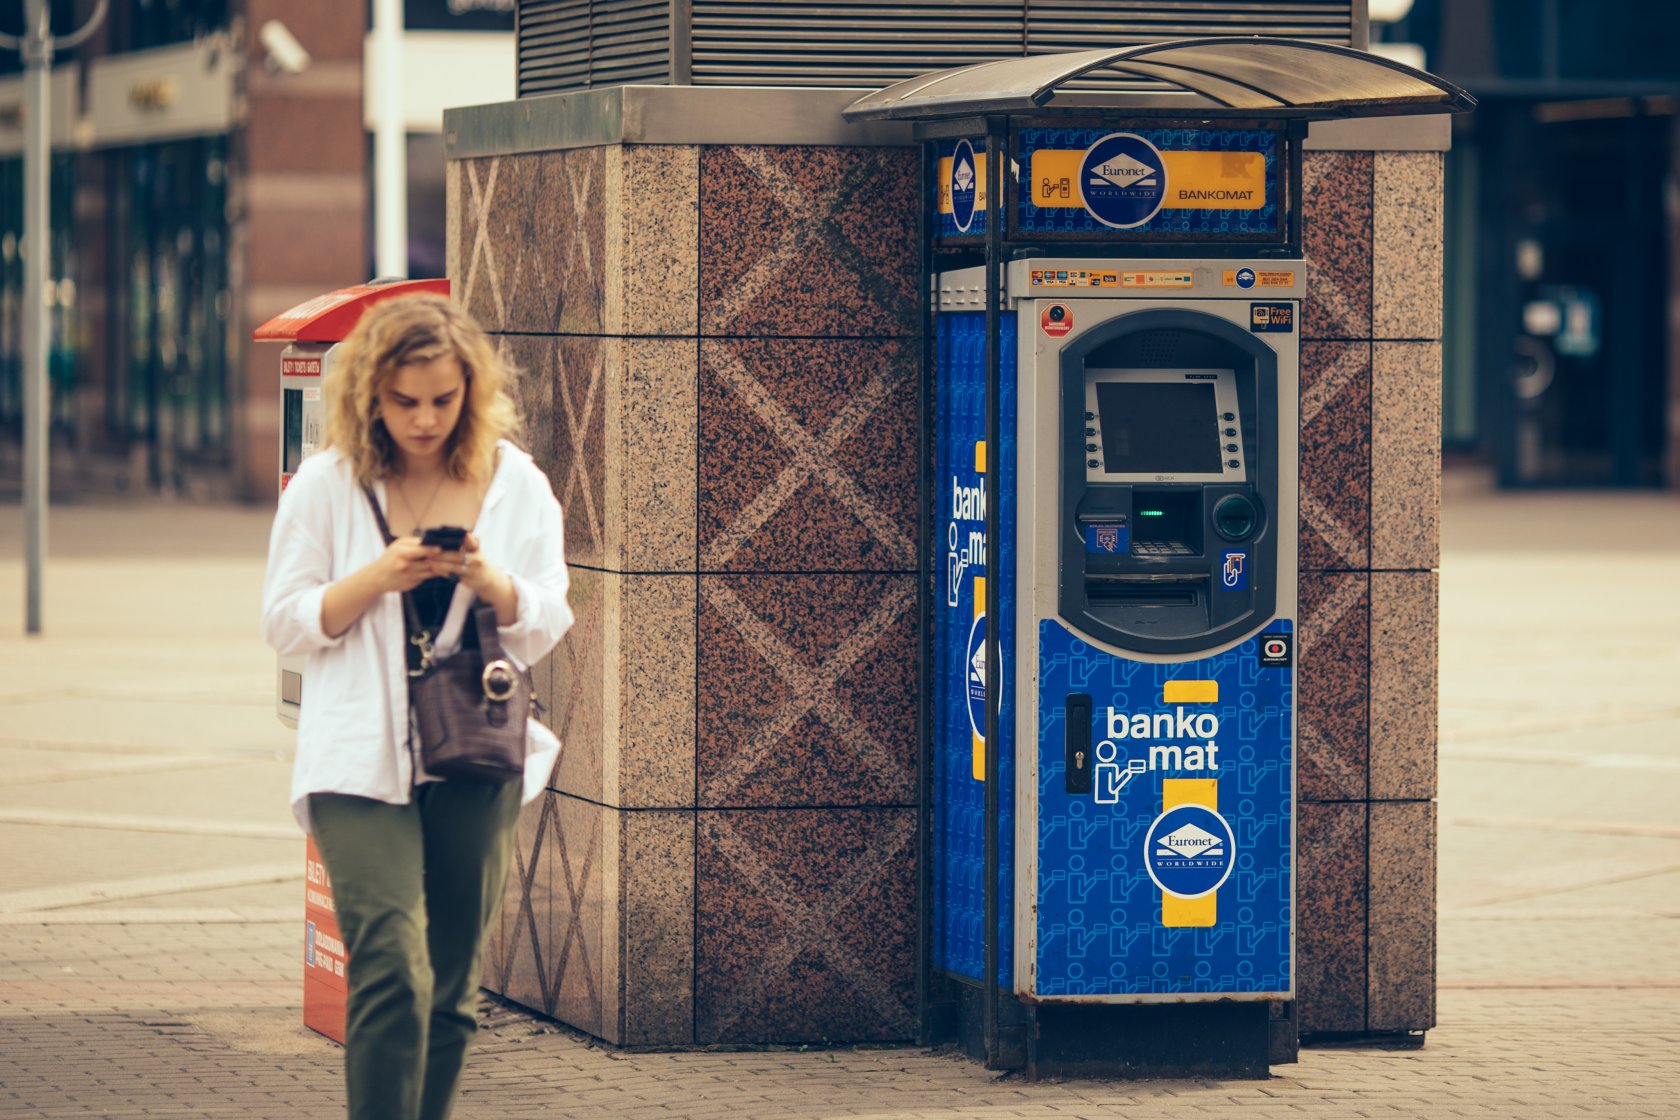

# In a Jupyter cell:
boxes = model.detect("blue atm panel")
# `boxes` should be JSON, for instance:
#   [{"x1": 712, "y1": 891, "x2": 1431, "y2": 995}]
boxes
[
  {"x1": 1033, "y1": 622, "x2": 1294, "y2": 996},
  {"x1": 933, "y1": 309, "x2": 1017, "y2": 986}
]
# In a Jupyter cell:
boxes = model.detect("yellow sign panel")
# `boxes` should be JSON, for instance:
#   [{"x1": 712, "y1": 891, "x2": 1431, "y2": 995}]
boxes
[
  {"x1": 1163, "y1": 680, "x2": 1220, "y2": 704},
  {"x1": 1030, "y1": 149, "x2": 1267, "y2": 211},
  {"x1": 937, "y1": 155, "x2": 992, "y2": 216}
]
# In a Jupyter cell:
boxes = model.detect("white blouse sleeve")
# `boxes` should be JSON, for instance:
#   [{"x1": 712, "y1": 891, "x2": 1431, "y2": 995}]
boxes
[
  {"x1": 261, "y1": 458, "x2": 348, "y2": 658},
  {"x1": 496, "y1": 463, "x2": 574, "y2": 668}
]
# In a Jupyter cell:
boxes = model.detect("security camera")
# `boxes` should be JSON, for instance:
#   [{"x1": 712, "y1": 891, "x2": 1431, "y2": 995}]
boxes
[{"x1": 260, "y1": 20, "x2": 311, "y2": 76}]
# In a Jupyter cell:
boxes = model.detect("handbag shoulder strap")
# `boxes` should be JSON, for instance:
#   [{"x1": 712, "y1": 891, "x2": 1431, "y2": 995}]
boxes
[
  {"x1": 471, "y1": 600, "x2": 508, "y2": 661},
  {"x1": 361, "y1": 483, "x2": 396, "y2": 545},
  {"x1": 362, "y1": 483, "x2": 427, "y2": 638}
]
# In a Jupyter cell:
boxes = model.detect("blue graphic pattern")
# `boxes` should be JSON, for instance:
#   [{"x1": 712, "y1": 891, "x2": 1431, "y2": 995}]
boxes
[
  {"x1": 1035, "y1": 619, "x2": 1294, "y2": 996},
  {"x1": 1015, "y1": 127, "x2": 1280, "y2": 237},
  {"x1": 933, "y1": 309, "x2": 1016, "y2": 985}
]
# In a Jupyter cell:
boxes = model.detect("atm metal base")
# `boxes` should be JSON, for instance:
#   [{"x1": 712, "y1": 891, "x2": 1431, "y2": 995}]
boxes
[{"x1": 1027, "y1": 1002, "x2": 1274, "y2": 1081}]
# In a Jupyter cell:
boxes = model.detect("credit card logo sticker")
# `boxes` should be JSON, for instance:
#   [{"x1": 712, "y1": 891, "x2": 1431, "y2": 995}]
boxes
[
  {"x1": 1086, "y1": 522, "x2": 1128, "y2": 554},
  {"x1": 1259, "y1": 633, "x2": 1293, "y2": 667},
  {"x1": 1235, "y1": 267, "x2": 1256, "y2": 288},
  {"x1": 1145, "y1": 804, "x2": 1236, "y2": 899},
  {"x1": 1079, "y1": 132, "x2": 1168, "y2": 229},
  {"x1": 950, "y1": 139, "x2": 978, "y2": 233}
]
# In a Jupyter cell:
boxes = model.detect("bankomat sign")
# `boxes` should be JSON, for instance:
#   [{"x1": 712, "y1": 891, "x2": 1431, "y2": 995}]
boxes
[{"x1": 937, "y1": 127, "x2": 1280, "y2": 240}]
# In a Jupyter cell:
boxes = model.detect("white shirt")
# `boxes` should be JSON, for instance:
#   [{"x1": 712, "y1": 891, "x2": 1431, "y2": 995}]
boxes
[{"x1": 261, "y1": 440, "x2": 573, "y2": 833}]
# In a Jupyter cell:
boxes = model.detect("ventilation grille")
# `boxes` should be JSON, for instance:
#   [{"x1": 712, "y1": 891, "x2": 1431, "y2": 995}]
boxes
[
  {"x1": 517, "y1": 0, "x2": 1357, "y2": 98},
  {"x1": 519, "y1": 0, "x2": 671, "y2": 98}
]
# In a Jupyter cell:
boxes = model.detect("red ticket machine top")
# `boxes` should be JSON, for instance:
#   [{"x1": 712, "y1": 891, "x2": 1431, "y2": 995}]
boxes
[{"x1": 253, "y1": 278, "x2": 450, "y2": 343}]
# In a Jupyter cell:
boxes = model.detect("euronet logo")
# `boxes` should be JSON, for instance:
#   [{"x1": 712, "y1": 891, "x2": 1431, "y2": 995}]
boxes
[
  {"x1": 1155, "y1": 822, "x2": 1225, "y2": 861},
  {"x1": 1090, "y1": 152, "x2": 1158, "y2": 190}
]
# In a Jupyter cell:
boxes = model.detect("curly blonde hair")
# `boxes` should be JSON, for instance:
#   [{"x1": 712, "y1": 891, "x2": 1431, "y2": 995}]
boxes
[{"x1": 323, "y1": 294, "x2": 519, "y2": 485}]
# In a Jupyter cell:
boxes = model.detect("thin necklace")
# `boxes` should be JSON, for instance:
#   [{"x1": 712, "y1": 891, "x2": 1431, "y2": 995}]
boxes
[{"x1": 394, "y1": 471, "x2": 447, "y2": 530}]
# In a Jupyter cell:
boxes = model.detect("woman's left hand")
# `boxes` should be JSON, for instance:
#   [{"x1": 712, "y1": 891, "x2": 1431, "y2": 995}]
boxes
[{"x1": 431, "y1": 535, "x2": 520, "y2": 625}]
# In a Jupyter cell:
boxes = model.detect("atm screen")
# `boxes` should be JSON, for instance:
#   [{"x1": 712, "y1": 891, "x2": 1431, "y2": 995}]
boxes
[{"x1": 1094, "y1": 382, "x2": 1222, "y2": 475}]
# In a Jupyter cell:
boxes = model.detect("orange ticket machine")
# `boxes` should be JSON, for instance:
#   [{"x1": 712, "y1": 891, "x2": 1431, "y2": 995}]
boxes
[{"x1": 254, "y1": 277, "x2": 450, "y2": 1043}]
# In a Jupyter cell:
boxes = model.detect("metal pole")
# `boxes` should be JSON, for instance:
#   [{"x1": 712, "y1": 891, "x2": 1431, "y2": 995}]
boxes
[
  {"x1": 21, "y1": 0, "x2": 51, "y2": 636},
  {"x1": 980, "y1": 115, "x2": 1005, "y2": 1069},
  {"x1": 372, "y1": 0, "x2": 408, "y2": 278}
]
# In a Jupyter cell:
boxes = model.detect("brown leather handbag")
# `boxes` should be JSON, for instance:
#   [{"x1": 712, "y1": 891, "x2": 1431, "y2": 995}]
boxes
[
  {"x1": 405, "y1": 596, "x2": 531, "y2": 783},
  {"x1": 363, "y1": 485, "x2": 531, "y2": 783}
]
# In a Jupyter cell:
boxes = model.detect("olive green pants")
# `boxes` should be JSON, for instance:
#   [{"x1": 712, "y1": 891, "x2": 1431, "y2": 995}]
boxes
[{"x1": 310, "y1": 781, "x2": 521, "y2": 1120}]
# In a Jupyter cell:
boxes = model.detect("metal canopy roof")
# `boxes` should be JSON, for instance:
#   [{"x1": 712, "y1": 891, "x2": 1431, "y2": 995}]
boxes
[{"x1": 842, "y1": 38, "x2": 1476, "y2": 122}]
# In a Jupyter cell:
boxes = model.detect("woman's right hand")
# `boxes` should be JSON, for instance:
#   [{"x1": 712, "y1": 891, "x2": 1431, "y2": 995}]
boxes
[{"x1": 367, "y1": 537, "x2": 442, "y2": 594}]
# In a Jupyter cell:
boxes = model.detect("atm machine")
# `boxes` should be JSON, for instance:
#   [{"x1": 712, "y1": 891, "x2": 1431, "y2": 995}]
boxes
[{"x1": 935, "y1": 256, "x2": 1298, "y2": 1073}]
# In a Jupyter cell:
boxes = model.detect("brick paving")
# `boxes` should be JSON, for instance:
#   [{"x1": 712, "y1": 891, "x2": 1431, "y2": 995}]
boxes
[{"x1": 1, "y1": 487, "x2": 1678, "y2": 1118}]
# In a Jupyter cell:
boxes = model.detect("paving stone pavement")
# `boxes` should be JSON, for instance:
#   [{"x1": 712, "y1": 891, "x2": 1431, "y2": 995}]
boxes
[{"x1": 1, "y1": 481, "x2": 1677, "y2": 1119}]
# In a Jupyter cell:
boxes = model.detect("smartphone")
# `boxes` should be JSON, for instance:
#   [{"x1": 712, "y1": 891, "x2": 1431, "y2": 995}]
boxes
[{"x1": 419, "y1": 525, "x2": 468, "y2": 550}]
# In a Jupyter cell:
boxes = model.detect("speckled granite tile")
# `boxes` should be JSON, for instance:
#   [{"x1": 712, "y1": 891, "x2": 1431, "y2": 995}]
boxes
[
  {"x1": 605, "y1": 145, "x2": 699, "y2": 336},
  {"x1": 546, "y1": 336, "x2": 608, "y2": 568},
  {"x1": 550, "y1": 566, "x2": 606, "y2": 804},
  {"x1": 1373, "y1": 152, "x2": 1444, "y2": 340},
  {"x1": 544, "y1": 791, "x2": 607, "y2": 1038},
  {"x1": 1369, "y1": 800, "x2": 1436, "y2": 1032},
  {"x1": 698, "y1": 337, "x2": 917, "y2": 571},
  {"x1": 445, "y1": 159, "x2": 462, "y2": 283},
  {"x1": 698, "y1": 573, "x2": 916, "y2": 808},
  {"x1": 696, "y1": 808, "x2": 916, "y2": 1044},
  {"x1": 550, "y1": 570, "x2": 696, "y2": 809},
  {"x1": 606, "y1": 337, "x2": 697, "y2": 572},
  {"x1": 609, "y1": 574, "x2": 698, "y2": 809},
  {"x1": 512, "y1": 334, "x2": 696, "y2": 572},
  {"x1": 455, "y1": 151, "x2": 607, "y2": 335},
  {"x1": 1301, "y1": 151, "x2": 1372, "y2": 340},
  {"x1": 498, "y1": 333, "x2": 560, "y2": 494},
  {"x1": 493, "y1": 791, "x2": 555, "y2": 1015},
  {"x1": 1297, "y1": 801, "x2": 1368, "y2": 1036},
  {"x1": 1370, "y1": 572, "x2": 1438, "y2": 801},
  {"x1": 699, "y1": 146, "x2": 918, "y2": 338},
  {"x1": 620, "y1": 811, "x2": 695, "y2": 1045},
  {"x1": 1371, "y1": 341, "x2": 1441, "y2": 570},
  {"x1": 1298, "y1": 572, "x2": 1369, "y2": 802},
  {"x1": 1299, "y1": 341, "x2": 1371, "y2": 571},
  {"x1": 456, "y1": 156, "x2": 521, "y2": 331}
]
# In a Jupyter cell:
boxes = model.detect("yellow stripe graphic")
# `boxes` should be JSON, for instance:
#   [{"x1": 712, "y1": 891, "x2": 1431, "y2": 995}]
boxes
[
  {"x1": 1163, "y1": 680, "x2": 1219, "y2": 704},
  {"x1": 971, "y1": 575, "x2": 986, "y2": 782},
  {"x1": 1161, "y1": 778, "x2": 1219, "y2": 928}
]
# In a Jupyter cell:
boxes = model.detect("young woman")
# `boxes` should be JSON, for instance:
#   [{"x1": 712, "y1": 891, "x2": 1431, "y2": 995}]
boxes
[{"x1": 262, "y1": 294, "x2": 571, "y2": 1120}]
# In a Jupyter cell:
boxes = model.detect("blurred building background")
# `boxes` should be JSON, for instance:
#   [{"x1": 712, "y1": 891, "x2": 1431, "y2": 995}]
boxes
[
  {"x1": 0, "y1": 0, "x2": 512, "y2": 501},
  {"x1": 3, "y1": 0, "x2": 1679, "y2": 500},
  {"x1": 1375, "y1": 0, "x2": 1680, "y2": 488}
]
